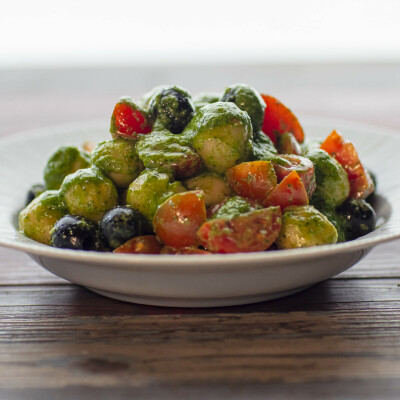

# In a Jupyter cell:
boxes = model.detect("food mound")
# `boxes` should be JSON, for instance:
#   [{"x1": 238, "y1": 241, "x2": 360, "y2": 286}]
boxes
[{"x1": 19, "y1": 84, "x2": 377, "y2": 254}]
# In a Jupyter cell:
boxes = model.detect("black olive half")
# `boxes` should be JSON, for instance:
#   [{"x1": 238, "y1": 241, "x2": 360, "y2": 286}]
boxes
[
  {"x1": 50, "y1": 215, "x2": 99, "y2": 250},
  {"x1": 25, "y1": 183, "x2": 46, "y2": 206},
  {"x1": 149, "y1": 87, "x2": 195, "y2": 134},
  {"x1": 98, "y1": 206, "x2": 152, "y2": 250},
  {"x1": 338, "y1": 199, "x2": 376, "y2": 240}
]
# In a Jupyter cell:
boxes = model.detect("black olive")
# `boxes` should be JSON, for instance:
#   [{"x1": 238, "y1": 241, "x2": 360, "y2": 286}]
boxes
[
  {"x1": 25, "y1": 183, "x2": 46, "y2": 206},
  {"x1": 149, "y1": 87, "x2": 195, "y2": 134},
  {"x1": 50, "y1": 215, "x2": 99, "y2": 250},
  {"x1": 98, "y1": 206, "x2": 152, "y2": 250},
  {"x1": 338, "y1": 199, "x2": 376, "y2": 240}
]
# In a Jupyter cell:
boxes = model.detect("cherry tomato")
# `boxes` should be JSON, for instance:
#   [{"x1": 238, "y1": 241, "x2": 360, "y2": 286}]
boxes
[
  {"x1": 153, "y1": 190, "x2": 207, "y2": 248},
  {"x1": 110, "y1": 97, "x2": 152, "y2": 140},
  {"x1": 261, "y1": 94, "x2": 304, "y2": 144},
  {"x1": 160, "y1": 246, "x2": 211, "y2": 255},
  {"x1": 197, "y1": 207, "x2": 282, "y2": 253},
  {"x1": 276, "y1": 132, "x2": 302, "y2": 155},
  {"x1": 320, "y1": 130, "x2": 374, "y2": 199},
  {"x1": 226, "y1": 161, "x2": 277, "y2": 204},
  {"x1": 113, "y1": 235, "x2": 162, "y2": 254},
  {"x1": 265, "y1": 170, "x2": 309, "y2": 211},
  {"x1": 271, "y1": 154, "x2": 316, "y2": 197}
]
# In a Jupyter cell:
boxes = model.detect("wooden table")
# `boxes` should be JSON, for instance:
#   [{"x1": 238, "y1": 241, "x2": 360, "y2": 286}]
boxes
[{"x1": 1, "y1": 64, "x2": 400, "y2": 399}]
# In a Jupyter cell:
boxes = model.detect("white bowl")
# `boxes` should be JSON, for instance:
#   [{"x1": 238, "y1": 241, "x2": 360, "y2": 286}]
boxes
[{"x1": 0, "y1": 117, "x2": 399, "y2": 307}]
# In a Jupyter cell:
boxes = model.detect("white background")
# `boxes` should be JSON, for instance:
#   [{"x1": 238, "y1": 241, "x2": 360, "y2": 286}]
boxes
[{"x1": 1, "y1": 0, "x2": 400, "y2": 68}]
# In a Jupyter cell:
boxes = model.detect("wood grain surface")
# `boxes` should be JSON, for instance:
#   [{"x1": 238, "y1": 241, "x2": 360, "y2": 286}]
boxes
[{"x1": 1, "y1": 63, "x2": 400, "y2": 399}]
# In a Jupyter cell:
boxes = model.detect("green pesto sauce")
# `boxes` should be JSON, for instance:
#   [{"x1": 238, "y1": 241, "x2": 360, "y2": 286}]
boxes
[
  {"x1": 136, "y1": 129, "x2": 194, "y2": 171},
  {"x1": 213, "y1": 196, "x2": 255, "y2": 220},
  {"x1": 60, "y1": 166, "x2": 118, "y2": 221},
  {"x1": 193, "y1": 92, "x2": 220, "y2": 111},
  {"x1": 44, "y1": 146, "x2": 90, "y2": 190},
  {"x1": 307, "y1": 148, "x2": 350, "y2": 207},
  {"x1": 126, "y1": 169, "x2": 185, "y2": 221},
  {"x1": 277, "y1": 205, "x2": 338, "y2": 248},
  {"x1": 183, "y1": 102, "x2": 253, "y2": 174},
  {"x1": 148, "y1": 86, "x2": 195, "y2": 133},
  {"x1": 252, "y1": 133, "x2": 278, "y2": 161},
  {"x1": 184, "y1": 102, "x2": 252, "y2": 137},
  {"x1": 220, "y1": 84, "x2": 266, "y2": 134},
  {"x1": 19, "y1": 190, "x2": 68, "y2": 244},
  {"x1": 91, "y1": 138, "x2": 144, "y2": 186}
]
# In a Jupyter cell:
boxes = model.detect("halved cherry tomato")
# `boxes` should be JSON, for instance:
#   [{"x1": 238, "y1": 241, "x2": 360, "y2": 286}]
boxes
[
  {"x1": 265, "y1": 170, "x2": 309, "y2": 211},
  {"x1": 110, "y1": 97, "x2": 152, "y2": 140},
  {"x1": 271, "y1": 154, "x2": 316, "y2": 197},
  {"x1": 113, "y1": 235, "x2": 162, "y2": 254},
  {"x1": 153, "y1": 190, "x2": 207, "y2": 248},
  {"x1": 320, "y1": 130, "x2": 374, "y2": 199},
  {"x1": 276, "y1": 132, "x2": 302, "y2": 155},
  {"x1": 226, "y1": 161, "x2": 277, "y2": 204},
  {"x1": 197, "y1": 207, "x2": 282, "y2": 253},
  {"x1": 261, "y1": 94, "x2": 305, "y2": 144}
]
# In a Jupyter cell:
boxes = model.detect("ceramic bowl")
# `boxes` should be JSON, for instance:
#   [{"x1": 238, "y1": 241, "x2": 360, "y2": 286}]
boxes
[{"x1": 0, "y1": 117, "x2": 398, "y2": 307}]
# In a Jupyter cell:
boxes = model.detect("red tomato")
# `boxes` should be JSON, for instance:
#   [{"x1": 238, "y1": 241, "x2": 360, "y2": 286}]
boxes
[
  {"x1": 261, "y1": 94, "x2": 305, "y2": 144},
  {"x1": 197, "y1": 207, "x2": 282, "y2": 253},
  {"x1": 153, "y1": 191, "x2": 207, "y2": 248},
  {"x1": 159, "y1": 245, "x2": 177, "y2": 254},
  {"x1": 177, "y1": 247, "x2": 211, "y2": 255},
  {"x1": 276, "y1": 132, "x2": 302, "y2": 155},
  {"x1": 160, "y1": 246, "x2": 211, "y2": 255},
  {"x1": 226, "y1": 161, "x2": 277, "y2": 204},
  {"x1": 265, "y1": 170, "x2": 309, "y2": 211},
  {"x1": 110, "y1": 97, "x2": 152, "y2": 140},
  {"x1": 271, "y1": 154, "x2": 316, "y2": 197},
  {"x1": 113, "y1": 235, "x2": 163, "y2": 254},
  {"x1": 320, "y1": 130, "x2": 374, "y2": 199}
]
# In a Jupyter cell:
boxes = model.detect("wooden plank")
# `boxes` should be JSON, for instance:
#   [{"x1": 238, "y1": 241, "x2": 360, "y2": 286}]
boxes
[
  {"x1": 0, "y1": 248, "x2": 68, "y2": 285},
  {"x1": 0, "y1": 279, "x2": 400, "y2": 309},
  {"x1": 0, "y1": 281, "x2": 400, "y2": 395},
  {"x1": 1, "y1": 381, "x2": 400, "y2": 400},
  {"x1": 337, "y1": 241, "x2": 400, "y2": 279}
]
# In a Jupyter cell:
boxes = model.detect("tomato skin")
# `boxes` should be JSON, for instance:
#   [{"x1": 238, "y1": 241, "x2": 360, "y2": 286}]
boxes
[
  {"x1": 197, "y1": 207, "x2": 282, "y2": 254},
  {"x1": 110, "y1": 97, "x2": 152, "y2": 140},
  {"x1": 113, "y1": 235, "x2": 162, "y2": 254},
  {"x1": 320, "y1": 130, "x2": 374, "y2": 199},
  {"x1": 261, "y1": 94, "x2": 305, "y2": 144},
  {"x1": 153, "y1": 190, "x2": 207, "y2": 248},
  {"x1": 265, "y1": 170, "x2": 309, "y2": 211},
  {"x1": 276, "y1": 132, "x2": 302, "y2": 155},
  {"x1": 160, "y1": 246, "x2": 211, "y2": 255},
  {"x1": 226, "y1": 161, "x2": 277, "y2": 204},
  {"x1": 271, "y1": 154, "x2": 316, "y2": 197}
]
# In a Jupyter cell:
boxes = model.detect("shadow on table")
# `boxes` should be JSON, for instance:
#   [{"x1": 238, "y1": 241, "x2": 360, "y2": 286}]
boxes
[{"x1": 63, "y1": 279, "x2": 362, "y2": 317}]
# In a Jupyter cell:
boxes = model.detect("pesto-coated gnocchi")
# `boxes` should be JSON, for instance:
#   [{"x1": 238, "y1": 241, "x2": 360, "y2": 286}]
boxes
[{"x1": 19, "y1": 83, "x2": 376, "y2": 254}]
